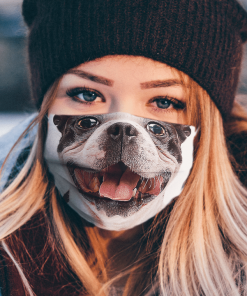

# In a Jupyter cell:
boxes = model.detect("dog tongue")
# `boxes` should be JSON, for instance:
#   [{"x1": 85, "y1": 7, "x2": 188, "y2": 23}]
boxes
[{"x1": 99, "y1": 167, "x2": 140, "y2": 201}]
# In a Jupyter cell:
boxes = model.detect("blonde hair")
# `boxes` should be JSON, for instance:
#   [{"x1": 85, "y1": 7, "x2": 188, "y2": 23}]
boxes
[{"x1": 1, "y1": 69, "x2": 247, "y2": 296}]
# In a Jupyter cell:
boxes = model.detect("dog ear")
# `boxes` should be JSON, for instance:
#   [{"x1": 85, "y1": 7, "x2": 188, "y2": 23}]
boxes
[
  {"x1": 175, "y1": 125, "x2": 191, "y2": 144},
  {"x1": 53, "y1": 115, "x2": 69, "y2": 134}
]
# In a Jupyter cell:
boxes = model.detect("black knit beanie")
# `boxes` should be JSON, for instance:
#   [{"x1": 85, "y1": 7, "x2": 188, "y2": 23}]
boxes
[{"x1": 22, "y1": 0, "x2": 247, "y2": 119}]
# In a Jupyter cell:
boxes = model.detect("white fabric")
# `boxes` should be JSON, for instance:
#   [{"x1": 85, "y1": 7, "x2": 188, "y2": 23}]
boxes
[{"x1": 44, "y1": 112, "x2": 196, "y2": 231}]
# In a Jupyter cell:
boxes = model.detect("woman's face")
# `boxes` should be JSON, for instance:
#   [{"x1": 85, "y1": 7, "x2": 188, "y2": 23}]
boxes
[
  {"x1": 46, "y1": 55, "x2": 194, "y2": 231},
  {"x1": 49, "y1": 55, "x2": 187, "y2": 124}
]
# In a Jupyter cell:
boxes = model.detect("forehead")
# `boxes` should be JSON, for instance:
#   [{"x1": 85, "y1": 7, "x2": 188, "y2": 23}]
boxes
[{"x1": 62, "y1": 55, "x2": 181, "y2": 83}]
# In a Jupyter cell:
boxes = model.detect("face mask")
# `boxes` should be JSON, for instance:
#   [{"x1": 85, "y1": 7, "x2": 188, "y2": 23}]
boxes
[{"x1": 44, "y1": 112, "x2": 196, "y2": 231}]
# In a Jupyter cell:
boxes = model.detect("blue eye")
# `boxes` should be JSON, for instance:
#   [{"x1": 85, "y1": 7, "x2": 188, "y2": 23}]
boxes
[
  {"x1": 66, "y1": 88, "x2": 102, "y2": 103},
  {"x1": 77, "y1": 91, "x2": 98, "y2": 102},
  {"x1": 153, "y1": 97, "x2": 185, "y2": 110},
  {"x1": 155, "y1": 98, "x2": 171, "y2": 109}
]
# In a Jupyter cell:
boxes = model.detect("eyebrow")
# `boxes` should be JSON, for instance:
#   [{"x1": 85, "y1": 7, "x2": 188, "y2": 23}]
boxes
[
  {"x1": 67, "y1": 69, "x2": 114, "y2": 86},
  {"x1": 67, "y1": 69, "x2": 183, "y2": 89},
  {"x1": 140, "y1": 79, "x2": 183, "y2": 89}
]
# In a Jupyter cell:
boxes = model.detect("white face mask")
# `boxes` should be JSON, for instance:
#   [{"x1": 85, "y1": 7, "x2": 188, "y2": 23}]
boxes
[{"x1": 44, "y1": 112, "x2": 196, "y2": 231}]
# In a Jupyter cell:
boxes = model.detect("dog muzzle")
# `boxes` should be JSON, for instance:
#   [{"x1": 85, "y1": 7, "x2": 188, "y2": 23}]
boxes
[{"x1": 44, "y1": 112, "x2": 196, "y2": 231}]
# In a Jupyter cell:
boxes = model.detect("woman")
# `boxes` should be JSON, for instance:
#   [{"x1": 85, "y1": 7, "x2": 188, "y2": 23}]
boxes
[{"x1": 1, "y1": 0, "x2": 247, "y2": 295}]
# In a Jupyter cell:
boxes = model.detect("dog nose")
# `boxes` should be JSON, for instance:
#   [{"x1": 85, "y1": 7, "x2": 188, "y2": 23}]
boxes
[{"x1": 107, "y1": 123, "x2": 138, "y2": 140}]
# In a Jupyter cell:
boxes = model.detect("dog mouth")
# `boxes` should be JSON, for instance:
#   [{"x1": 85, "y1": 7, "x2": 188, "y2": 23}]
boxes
[{"x1": 70, "y1": 161, "x2": 170, "y2": 202}]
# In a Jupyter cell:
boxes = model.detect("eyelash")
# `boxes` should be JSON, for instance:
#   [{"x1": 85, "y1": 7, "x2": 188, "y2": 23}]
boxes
[
  {"x1": 66, "y1": 87, "x2": 186, "y2": 112},
  {"x1": 66, "y1": 87, "x2": 104, "y2": 104},
  {"x1": 149, "y1": 96, "x2": 185, "y2": 113}
]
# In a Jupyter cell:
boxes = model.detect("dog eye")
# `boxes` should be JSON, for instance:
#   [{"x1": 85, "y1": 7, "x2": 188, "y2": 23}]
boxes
[
  {"x1": 147, "y1": 123, "x2": 166, "y2": 136},
  {"x1": 76, "y1": 117, "x2": 99, "y2": 129}
]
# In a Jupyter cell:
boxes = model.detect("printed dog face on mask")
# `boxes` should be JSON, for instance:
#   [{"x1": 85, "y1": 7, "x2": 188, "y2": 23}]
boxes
[{"x1": 53, "y1": 112, "x2": 191, "y2": 217}]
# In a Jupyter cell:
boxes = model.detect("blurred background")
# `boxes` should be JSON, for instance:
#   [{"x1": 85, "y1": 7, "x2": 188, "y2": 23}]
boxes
[
  {"x1": 0, "y1": 0, "x2": 247, "y2": 137},
  {"x1": 0, "y1": 0, "x2": 34, "y2": 136}
]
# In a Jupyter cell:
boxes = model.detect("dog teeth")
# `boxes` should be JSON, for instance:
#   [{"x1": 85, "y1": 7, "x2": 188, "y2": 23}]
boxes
[
  {"x1": 132, "y1": 188, "x2": 137, "y2": 197},
  {"x1": 88, "y1": 175, "x2": 100, "y2": 192}
]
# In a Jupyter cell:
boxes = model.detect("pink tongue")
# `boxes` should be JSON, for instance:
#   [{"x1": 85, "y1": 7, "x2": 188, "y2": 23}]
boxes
[{"x1": 99, "y1": 167, "x2": 140, "y2": 201}]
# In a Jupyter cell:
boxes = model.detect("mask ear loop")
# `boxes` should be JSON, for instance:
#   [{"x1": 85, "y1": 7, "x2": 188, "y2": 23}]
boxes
[
  {"x1": 191, "y1": 126, "x2": 200, "y2": 160},
  {"x1": 40, "y1": 113, "x2": 58, "y2": 218},
  {"x1": 36, "y1": 113, "x2": 48, "y2": 167}
]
